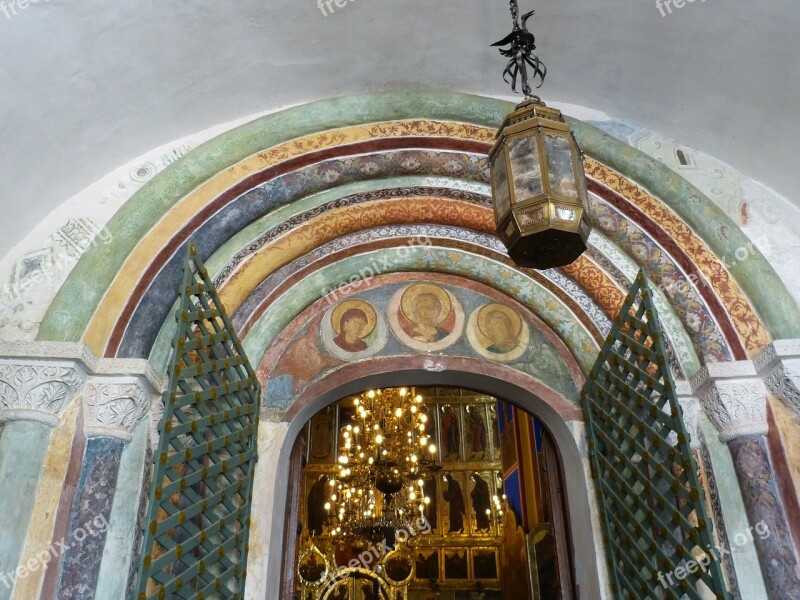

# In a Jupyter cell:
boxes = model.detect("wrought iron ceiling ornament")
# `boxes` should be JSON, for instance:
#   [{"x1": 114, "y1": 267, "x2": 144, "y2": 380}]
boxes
[
  {"x1": 492, "y1": 1, "x2": 547, "y2": 98},
  {"x1": 489, "y1": 0, "x2": 591, "y2": 269}
]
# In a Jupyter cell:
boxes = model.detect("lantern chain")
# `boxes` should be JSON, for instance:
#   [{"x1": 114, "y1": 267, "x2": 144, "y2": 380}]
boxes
[{"x1": 492, "y1": 0, "x2": 547, "y2": 98}]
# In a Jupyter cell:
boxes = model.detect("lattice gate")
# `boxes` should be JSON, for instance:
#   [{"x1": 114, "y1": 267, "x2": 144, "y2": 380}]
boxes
[
  {"x1": 582, "y1": 272, "x2": 730, "y2": 600},
  {"x1": 133, "y1": 244, "x2": 261, "y2": 600}
]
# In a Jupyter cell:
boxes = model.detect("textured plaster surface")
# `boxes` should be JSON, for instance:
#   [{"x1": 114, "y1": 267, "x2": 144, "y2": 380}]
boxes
[{"x1": 245, "y1": 420, "x2": 289, "y2": 600}]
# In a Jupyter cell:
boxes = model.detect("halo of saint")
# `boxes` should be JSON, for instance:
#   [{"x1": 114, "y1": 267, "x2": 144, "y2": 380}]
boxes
[
  {"x1": 321, "y1": 298, "x2": 387, "y2": 359},
  {"x1": 388, "y1": 283, "x2": 464, "y2": 352},
  {"x1": 467, "y1": 302, "x2": 529, "y2": 361}
]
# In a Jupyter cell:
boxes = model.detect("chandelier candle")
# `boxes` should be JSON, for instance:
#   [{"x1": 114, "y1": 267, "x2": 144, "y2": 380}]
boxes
[{"x1": 322, "y1": 387, "x2": 440, "y2": 546}]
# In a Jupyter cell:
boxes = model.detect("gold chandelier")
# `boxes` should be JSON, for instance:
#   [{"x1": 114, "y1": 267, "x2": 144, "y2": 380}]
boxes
[{"x1": 323, "y1": 388, "x2": 438, "y2": 542}]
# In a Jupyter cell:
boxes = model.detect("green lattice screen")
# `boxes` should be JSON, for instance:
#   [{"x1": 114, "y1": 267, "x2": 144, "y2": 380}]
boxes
[
  {"x1": 133, "y1": 244, "x2": 260, "y2": 600},
  {"x1": 582, "y1": 272, "x2": 730, "y2": 600}
]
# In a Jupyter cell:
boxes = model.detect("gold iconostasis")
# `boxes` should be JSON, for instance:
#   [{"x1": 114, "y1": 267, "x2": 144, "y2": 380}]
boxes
[{"x1": 294, "y1": 387, "x2": 573, "y2": 600}]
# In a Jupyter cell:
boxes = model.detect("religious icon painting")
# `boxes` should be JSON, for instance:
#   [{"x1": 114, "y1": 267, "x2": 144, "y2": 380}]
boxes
[
  {"x1": 388, "y1": 283, "x2": 465, "y2": 352},
  {"x1": 356, "y1": 579, "x2": 385, "y2": 600},
  {"x1": 439, "y1": 404, "x2": 463, "y2": 461},
  {"x1": 441, "y1": 471, "x2": 468, "y2": 535},
  {"x1": 305, "y1": 472, "x2": 331, "y2": 538},
  {"x1": 308, "y1": 406, "x2": 336, "y2": 463},
  {"x1": 298, "y1": 544, "x2": 329, "y2": 587},
  {"x1": 487, "y1": 403, "x2": 501, "y2": 461},
  {"x1": 468, "y1": 471, "x2": 496, "y2": 535},
  {"x1": 443, "y1": 550, "x2": 469, "y2": 580},
  {"x1": 466, "y1": 303, "x2": 529, "y2": 362},
  {"x1": 384, "y1": 551, "x2": 414, "y2": 586},
  {"x1": 321, "y1": 299, "x2": 387, "y2": 360},
  {"x1": 472, "y1": 548, "x2": 500, "y2": 580},
  {"x1": 414, "y1": 549, "x2": 440, "y2": 581},
  {"x1": 324, "y1": 580, "x2": 350, "y2": 600},
  {"x1": 464, "y1": 404, "x2": 489, "y2": 461},
  {"x1": 333, "y1": 540, "x2": 358, "y2": 571}
]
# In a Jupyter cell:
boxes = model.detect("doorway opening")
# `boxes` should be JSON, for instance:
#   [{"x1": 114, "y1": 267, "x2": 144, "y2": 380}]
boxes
[{"x1": 287, "y1": 385, "x2": 576, "y2": 600}]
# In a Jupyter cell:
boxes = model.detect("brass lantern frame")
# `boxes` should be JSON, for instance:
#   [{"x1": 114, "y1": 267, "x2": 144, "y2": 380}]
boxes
[{"x1": 489, "y1": 98, "x2": 591, "y2": 268}]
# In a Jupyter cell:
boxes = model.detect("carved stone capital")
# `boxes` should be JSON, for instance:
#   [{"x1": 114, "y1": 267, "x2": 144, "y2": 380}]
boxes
[
  {"x1": 755, "y1": 339, "x2": 800, "y2": 421},
  {"x1": 692, "y1": 361, "x2": 767, "y2": 442},
  {"x1": 0, "y1": 342, "x2": 166, "y2": 438},
  {"x1": 0, "y1": 359, "x2": 87, "y2": 426},
  {"x1": 83, "y1": 377, "x2": 156, "y2": 442}
]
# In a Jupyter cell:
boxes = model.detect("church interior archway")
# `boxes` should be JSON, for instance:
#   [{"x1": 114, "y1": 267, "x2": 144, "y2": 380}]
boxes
[{"x1": 288, "y1": 385, "x2": 578, "y2": 600}]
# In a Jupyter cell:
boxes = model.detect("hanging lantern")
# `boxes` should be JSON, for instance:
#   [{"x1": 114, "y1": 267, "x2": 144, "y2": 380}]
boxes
[{"x1": 490, "y1": 2, "x2": 591, "y2": 269}]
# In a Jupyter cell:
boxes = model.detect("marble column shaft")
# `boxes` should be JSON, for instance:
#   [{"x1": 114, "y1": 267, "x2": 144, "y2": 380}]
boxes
[
  {"x1": 0, "y1": 344, "x2": 162, "y2": 600},
  {"x1": 0, "y1": 352, "x2": 87, "y2": 600},
  {"x1": 693, "y1": 359, "x2": 800, "y2": 600},
  {"x1": 48, "y1": 375, "x2": 160, "y2": 600}
]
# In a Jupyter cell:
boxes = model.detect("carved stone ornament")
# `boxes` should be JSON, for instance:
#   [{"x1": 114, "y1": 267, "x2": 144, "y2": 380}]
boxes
[
  {"x1": 0, "y1": 361, "x2": 86, "y2": 426},
  {"x1": 755, "y1": 340, "x2": 800, "y2": 421},
  {"x1": 693, "y1": 361, "x2": 768, "y2": 443},
  {"x1": 83, "y1": 378, "x2": 154, "y2": 442},
  {"x1": 149, "y1": 395, "x2": 165, "y2": 451},
  {"x1": 703, "y1": 380, "x2": 767, "y2": 442}
]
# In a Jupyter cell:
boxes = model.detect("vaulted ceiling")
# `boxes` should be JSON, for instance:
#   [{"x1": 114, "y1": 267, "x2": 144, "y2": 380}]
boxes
[{"x1": 1, "y1": 0, "x2": 797, "y2": 258}]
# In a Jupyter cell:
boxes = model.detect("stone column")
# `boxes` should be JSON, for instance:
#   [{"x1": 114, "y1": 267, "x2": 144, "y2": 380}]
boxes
[
  {"x1": 46, "y1": 373, "x2": 157, "y2": 600},
  {"x1": 0, "y1": 351, "x2": 87, "y2": 600},
  {"x1": 756, "y1": 339, "x2": 800, "y2": 421},
  {"x1": 693, "y1": 361, "x2": 800, "y2": 600},
  {"x1": 675, "y1": 380, "x2": 742, "y2": 599}
]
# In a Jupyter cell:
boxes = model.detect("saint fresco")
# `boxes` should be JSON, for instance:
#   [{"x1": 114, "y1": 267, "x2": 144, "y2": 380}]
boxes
[
  {"x1": 470, "y1": 472, "x2": 492, "y2": 533},
  {"x1": 465, "y1": 404, "x2": 488, "y2": 460},
  {"x1": 307, "y1": 474, "x2": 329, "y2": 537},
  {"x1": 442, "y1": 472, "x2": 466, "y2": 534},
  {"x1": 332, "y1": 299, "x2": 376, "y2": 351},
  {"x1": 467, "y1": 303, "x2": 529, "y2": 361},
  {"x1": 443, "y1": 550, "x2": 468, "y2": 580},
  {"x1": 388, "y1": 283, "x2": 464, "y2": 351},
  {"x1": 440, "y1": 404, "x2": 461, "y2": 460},
  {"x1": 321, "y1": 299, "x2": 387, "y2": 359}
]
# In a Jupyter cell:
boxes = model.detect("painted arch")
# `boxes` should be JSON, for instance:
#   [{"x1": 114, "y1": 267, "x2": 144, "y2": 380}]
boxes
[
  {"x1": 35, "y1": 92, "x2": 799, "y2": 389},
  {"x1": 25, "y1": 90, "x2": 800, "y2": 600}
]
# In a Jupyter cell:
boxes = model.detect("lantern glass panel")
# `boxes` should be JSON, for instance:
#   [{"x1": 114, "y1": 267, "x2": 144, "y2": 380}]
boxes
[
  {"x1": 491, "y1": 149, "x2": 511, "y2": 220},
  {"x1": 544, "y1": 134, "x2": 578, "y2": 198},
  {"x1": 508, "y1": 135, "x2": 543, "y2": 201},
  {"x1": 554, "y1": 206, "x2": 577, "y2": 223}
]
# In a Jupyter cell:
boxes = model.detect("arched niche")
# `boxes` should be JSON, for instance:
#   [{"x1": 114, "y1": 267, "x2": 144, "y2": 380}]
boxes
[{"x1": 253, "y1": 361, "x2": 604, "y2": 600}]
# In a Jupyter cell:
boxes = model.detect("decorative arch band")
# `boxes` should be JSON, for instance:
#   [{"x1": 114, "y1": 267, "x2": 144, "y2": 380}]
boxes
[{"x1": 37, "y1": 92, "x2": 795, "y2": 374}]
